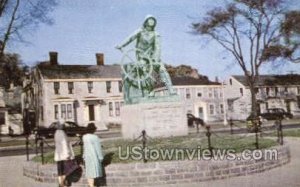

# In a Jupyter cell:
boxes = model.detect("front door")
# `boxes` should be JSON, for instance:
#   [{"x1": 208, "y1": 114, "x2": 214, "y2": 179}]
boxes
[
  {"x1": 88, "y1": 104, "x2": 95, "y2": 121},
  {"x1": 198, "y1": 107, "x2": 204, "y2": 119}
]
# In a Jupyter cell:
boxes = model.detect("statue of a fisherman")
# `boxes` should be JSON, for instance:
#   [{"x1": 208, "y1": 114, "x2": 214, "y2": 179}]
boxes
[{"x1": 116, "y1": 15, "x2": 175, "y2": 103}]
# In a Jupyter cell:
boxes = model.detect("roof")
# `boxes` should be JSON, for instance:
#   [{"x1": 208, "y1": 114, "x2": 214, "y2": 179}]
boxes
[
  {"x1": 233, "y1": 74, "x2": 300, "y2": 87},
  {"x1": 171, "y1": 77, "x2": 220, "y2": 86},
  {"x1": 37, "y1": 63, "x2": 122, "y2": 79}
]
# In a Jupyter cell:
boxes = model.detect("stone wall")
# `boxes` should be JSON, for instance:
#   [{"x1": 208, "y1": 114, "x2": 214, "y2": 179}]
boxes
[{"x1": 23, "y1": 145, "x2": 290, "y2": 187}]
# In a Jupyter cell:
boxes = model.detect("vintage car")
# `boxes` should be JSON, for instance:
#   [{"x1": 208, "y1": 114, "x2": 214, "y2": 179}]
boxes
[
  {"x1": 260, "y1": 108, "x2": 293, "y2": 120},
  {"x1": 34, "y1": 121, "x2": 88, "y2": 138}
]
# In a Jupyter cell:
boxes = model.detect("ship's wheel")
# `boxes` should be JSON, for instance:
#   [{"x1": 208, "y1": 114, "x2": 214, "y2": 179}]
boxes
[{"x1": 120, "y1": 48, "x2": 155, "y2": 91}]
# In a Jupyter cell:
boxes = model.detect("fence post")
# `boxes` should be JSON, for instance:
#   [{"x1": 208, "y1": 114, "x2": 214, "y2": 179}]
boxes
[
  {"x1": 205, "y1": 126, "x2": 212, "y2": 156},
  {"x1": 141, "y1": 130, "x2": 147, "y2": 163},
  {"x1": 35, "y1": 133, "x2": 38, "y2": 156},
  {"x1": 26, "y1": 135, "x2": 29, "y2": 161},
  {"x1": 279, "y1": 118, "x2": 283, "y2": 145},
  {"x1": 254, "y1": 119, "x2": 259, "y2": 149},
  {"x1": 39, "y1": 138, "x2": 44, "y2": 165},
  {"x1": 229, "y1": 119, "x2": 233, "y2": 135}
]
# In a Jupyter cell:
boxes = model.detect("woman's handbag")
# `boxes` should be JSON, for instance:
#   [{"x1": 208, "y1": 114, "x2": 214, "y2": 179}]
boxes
[{"x1": 64, "y1": 159, "x2": 80, "y2": 176}]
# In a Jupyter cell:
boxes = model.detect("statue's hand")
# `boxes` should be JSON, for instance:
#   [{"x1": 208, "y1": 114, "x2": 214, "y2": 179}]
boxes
[{"x1": 115, "y1": 45, "x2": 122, "y2": 51}]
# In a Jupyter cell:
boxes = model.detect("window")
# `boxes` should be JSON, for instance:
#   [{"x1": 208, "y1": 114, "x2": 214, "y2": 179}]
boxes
[
  {"x1": 109, "y1": 102, "x2": 113, "y2": 116},
  {"x1": 297, "y1": 96, "x2": 300, "y2": 108},
  {"x1": 284, "y1": 87, "x2": 288, "y2": 92},
  {"x1": 209, "y1": 88, "x2": 213, "y2": 98},
  {"x1": 54, "y1": 105, "x2": 58, "y2": 119},
  {"x1": 67, "y1": 104, "x2": 72, "y2": 119},
  {"x1": 275, "y1": 87, "x2": 278, "y2": 96},
  {"x1": 68, "y1": 82, "x2": 74, "y2": 94},
  {"x1": 106, "y1": 81, "x2": 111, "y2": 93},
  {"x1": 297, "y1": 87, "x2": 300, "y2": 95},
  {"x1": 209, "y1": 105, "x2": 214, "y2": 115},
  {"x1": 54, "y1": 82, "x2": 60, "y2": 94},
  {"x1": 255, "y1": 88, "x2": 259, "y2": 94},
  {"x1": 115, "y1": 102, "x2": 120, "y2": 116},
  {"x1": 240, "y1": 88, "x2": 243, "y2": 96},
  {"x1": 266, "y1": 87, "x2": 270, "y2": 96},
  {"x1": 229, "y1": 79, "x2": 232, "y2": 85},
  {"x1": 0, "y1": 112, "x2": 5, "y2": 125},
  {"x1": 186, "y1": 88, "x2": 191, "y2": 99},
  {"x1": 179, "y1": 88, "x2": 184, "y2": 97},
  {"x1": 220, "y1": 104, "x2": 224, "y2": 114},
  {"x1": 61, "y1": 104, "x2": 66, "y2": 119},
  {"x1": 118, "y1": 81, "x2": 123, "y2": 93},
  {"x1": 197, "y1": 92, "x2": 202, "y2": 97},
  {"x1": 40, "y1": 106, "x2": 43, "y2": 121},
  {"x1": 87, "y1": 81, "x2": 93, "y2": 93},
  {"x1": 214, "y1": 89, "x2": 218, "y2": 98}
]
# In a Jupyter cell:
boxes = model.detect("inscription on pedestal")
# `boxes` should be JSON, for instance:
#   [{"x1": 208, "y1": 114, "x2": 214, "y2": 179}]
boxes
[{"x1": 121, "y1": 102, "x2": 188, "y2": 139}]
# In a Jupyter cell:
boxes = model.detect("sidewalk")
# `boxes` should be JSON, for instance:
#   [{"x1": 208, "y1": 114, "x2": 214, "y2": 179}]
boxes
[
  {"x1": 162, "y1": 137, "x2": 300, "y2": 187},
  {"x1": 0, "y1": 155, "x2": 54, "y2": 187},
  {"x1": 0, "y1": 137, "x2": 299, "y2": 187}
]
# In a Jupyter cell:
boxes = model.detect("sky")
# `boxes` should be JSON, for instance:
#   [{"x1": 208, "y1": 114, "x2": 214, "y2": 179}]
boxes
[{"x1": 10, "y1": 0, "x2": 300, "y2": 81}]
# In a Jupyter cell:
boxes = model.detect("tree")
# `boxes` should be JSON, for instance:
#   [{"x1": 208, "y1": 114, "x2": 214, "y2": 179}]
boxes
[
  {"x1": 165, "y1": 64, "x2": 206, "y2": 79},
  {"x1": 281, "y1": 10, "x2": 300, "y2": 63},
  {"x1": 0, "y1": 53, "x2": 28, "y2": 89},
  {"x1": 0, "y1": 0, "x2": 57, "y2": 56},
  {"x1": 192, "y1": 0, "x2": 300, "y2": 118}
]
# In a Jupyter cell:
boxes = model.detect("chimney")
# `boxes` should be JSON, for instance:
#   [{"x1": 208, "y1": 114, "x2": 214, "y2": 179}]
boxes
[
  {"x1": 215, "y1": 76, "x2": 219, "y2": 83},
  {"x1": 96, "y1": 53, "x2": 104, "y2": 66},
  {"x1": 49, "y1": 51, "x2": 58, "y2": 65}
]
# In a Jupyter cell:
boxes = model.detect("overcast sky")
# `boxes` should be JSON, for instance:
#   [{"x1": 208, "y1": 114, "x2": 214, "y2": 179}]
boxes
[{"x1": 10, "y1": 0, "x2": 300, "y2": 81}]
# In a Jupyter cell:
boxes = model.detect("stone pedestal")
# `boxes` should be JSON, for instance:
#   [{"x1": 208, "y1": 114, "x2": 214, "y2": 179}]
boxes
[{"x1": 121, "y1": 102, "x2": 188, "y2": 139}]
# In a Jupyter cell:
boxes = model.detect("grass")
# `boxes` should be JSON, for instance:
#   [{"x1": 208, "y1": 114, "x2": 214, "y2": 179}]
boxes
[
  {"x1": 268, "y1": 129, "x2": 300, "y2": 138},
  {"x1": 32, "y1": 134, "x2": 277, "y2": 164},
  {"x1": 0, "y1": 136, "x2": 80, "y2": 147},
  {"x1": 0, "y1": 139, "x2": 27, "y2": 147}
]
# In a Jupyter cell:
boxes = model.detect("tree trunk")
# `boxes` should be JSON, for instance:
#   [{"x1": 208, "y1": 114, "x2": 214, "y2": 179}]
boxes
[{"x1": 249, "y1": 82, "x2": 258, "y2": 117}]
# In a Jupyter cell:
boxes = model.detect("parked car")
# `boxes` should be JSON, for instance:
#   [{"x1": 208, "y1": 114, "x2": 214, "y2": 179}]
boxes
[
  {"x1": 34, "y1": 121, "x2": 88, "y2": 138},
  {"x1": 260, "y1": 108, "x2": 293, "y2": 120},
  {"x1": 187, "y1": 114, "x2": 204, "y2": 127}
]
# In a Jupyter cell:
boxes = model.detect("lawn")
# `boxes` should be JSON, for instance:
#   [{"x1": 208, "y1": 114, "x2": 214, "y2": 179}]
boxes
[
  {"x1": 32, "y1": 133, "x2": 277, "y2": 164},
  {"x1": 268, "y1": 129, "x2": 300, "y2": 138},
  {"x1": 0, "y1": 136, "x2": 80, "y2": 147}
]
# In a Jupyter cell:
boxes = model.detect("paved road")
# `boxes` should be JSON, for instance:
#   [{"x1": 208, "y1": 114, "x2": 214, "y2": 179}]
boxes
[{"x1": 1, "y1": 138, "x2": 300, "y2": 187}]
